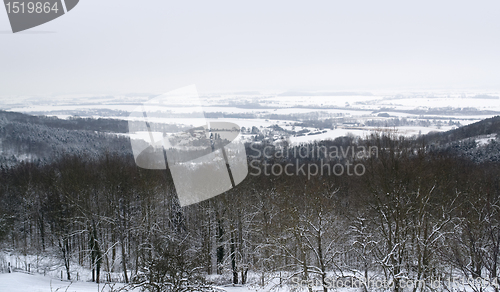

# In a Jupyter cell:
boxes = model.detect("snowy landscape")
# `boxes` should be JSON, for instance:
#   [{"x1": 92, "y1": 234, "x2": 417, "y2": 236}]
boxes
[
  {"x1": 2, "y1": 0, "x2": 500, "y2": 289},
  {"x1": 1, "y1": 91, "x2": 500, "y2": 292},
  {"x1": 1, "y1": 91, "x2": 499, "y2": 145}
]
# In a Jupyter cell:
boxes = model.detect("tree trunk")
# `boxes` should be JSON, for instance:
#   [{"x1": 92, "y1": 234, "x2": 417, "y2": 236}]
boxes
[
  {"x1": 231, "y1": 230, "x2": 238, "y2": 284},
  {"x1": 216, "y1": 210, "x2": 225, "y2": 275}
]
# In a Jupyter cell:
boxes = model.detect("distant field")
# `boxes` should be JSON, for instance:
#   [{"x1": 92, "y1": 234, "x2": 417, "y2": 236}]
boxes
[{"x1": 1, "y1": 91, "x2": 498, "y2": 144}]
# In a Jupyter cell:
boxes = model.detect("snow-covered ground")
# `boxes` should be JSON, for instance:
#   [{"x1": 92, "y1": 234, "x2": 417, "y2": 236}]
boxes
[
  {"x1": 0, "y1": 272, "x2": 278, "y2": 292},
  {"x1": 1, "y1": 91, "x2": 499, "y2": 146},
  {"x1": 0, "y1": 252, "x2": 262, "y2": 292},
  {"x1": 0, "y1": 252, "x2": 492, "y2": 292},
  {"x1": 0, "y1": 272, "x2": 133, "y2": 292}
]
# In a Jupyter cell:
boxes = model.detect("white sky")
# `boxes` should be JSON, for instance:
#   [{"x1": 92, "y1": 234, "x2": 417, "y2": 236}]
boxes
[{"x1": 0, "y1": 0, "x2": 499, "y2": 96}]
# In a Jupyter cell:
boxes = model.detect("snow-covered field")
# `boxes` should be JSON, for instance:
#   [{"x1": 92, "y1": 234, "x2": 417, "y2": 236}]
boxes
[
  {"x1": 0, "y1": 272, "x2": 280, "y2": 292},
  {"x1": 1, "y1": 91, "x2": 499, "y2": 145},
  {"x1": 0, "y1": 252, "x2": 263, "y2": 292},
  {"x1": 0, "y1": 272, "x2": 133, "y2": 292}
]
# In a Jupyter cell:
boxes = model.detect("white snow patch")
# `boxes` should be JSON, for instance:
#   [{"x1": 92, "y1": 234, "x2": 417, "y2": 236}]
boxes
[{"x1": 0, "y1": 273, "x2": 135, "y2": 292}]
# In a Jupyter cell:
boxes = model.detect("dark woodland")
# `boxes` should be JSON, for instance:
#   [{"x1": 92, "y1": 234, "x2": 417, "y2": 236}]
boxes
[{"x1": 2, "y1": 111, "x2": 500, "y2": 292}]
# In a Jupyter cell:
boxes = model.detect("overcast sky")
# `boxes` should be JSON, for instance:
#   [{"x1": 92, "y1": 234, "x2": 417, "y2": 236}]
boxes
[{"x1": 1, "y1": 0, "x2": 499, "y2": 96}]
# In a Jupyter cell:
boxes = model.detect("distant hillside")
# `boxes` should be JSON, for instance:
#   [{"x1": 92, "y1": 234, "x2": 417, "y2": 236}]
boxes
[
  {"x1": 422, "y1": 115, "x2": 500, "y2": 145},
  {"x1": 421, "y1": 116, "x2": 500, "y2": 162},
  {"x1": 0, "y1": 111, "x2": 133, "y2": 166},
  {"x1": 0, "y1": 110, "x2": 129, "y2": 133},
  {"x1": 278, "y1": 91, "x2": 373, "y2": 96},
  {"x1": 2, "y1": 110, "x2": 500, "y2": 166}
]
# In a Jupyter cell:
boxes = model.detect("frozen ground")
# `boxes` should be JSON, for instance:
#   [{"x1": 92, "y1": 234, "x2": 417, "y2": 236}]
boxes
[
  {"x1": 0, "y1": 272, "x2": 134, "y2": 292},
  {"x1": 0, "y1": 251, "x2": 262, "y2": 292},
  {"x1": 0, "y1": 272, "x2": 273, "y2": 292}
]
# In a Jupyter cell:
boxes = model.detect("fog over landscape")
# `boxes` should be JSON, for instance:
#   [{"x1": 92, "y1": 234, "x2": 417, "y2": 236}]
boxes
[
  {"x1": 1, "y1": 90, "x2": 499, "y2": 145},
  {"x1": 1, "y1": 0, "x2": 500, "y2": 95}
]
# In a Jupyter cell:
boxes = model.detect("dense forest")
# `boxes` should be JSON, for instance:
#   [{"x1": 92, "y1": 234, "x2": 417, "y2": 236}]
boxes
[{"x1": 1, "y1": 113, "x2": 500, "y2": 292}]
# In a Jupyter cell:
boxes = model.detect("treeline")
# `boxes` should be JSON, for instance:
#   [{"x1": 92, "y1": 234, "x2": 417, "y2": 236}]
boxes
[
  {"x1": 0, "y1": 110, "x2": 132, "y2": 165},
  {"x1": 0, "y1": 120, "x2": 132, "y2": 162},
  {"x1": 0, "y1": 110, "x2": 129, "y2": 133},
  {"x1": 364, "y1": 117, "x2": 461, "y2": 129},
  {"x1": 422, "y1": 115, "x2": 500, "y2": 145},
  {"x1": 0, "y1": 111, "x2": 188, "y2": 166},
  {"x1": 292, "y1": 117, "x2": 462, "y2": 131},
  {"x1": 1, "y1": 134, "x2": 500, "y2": 292}
]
